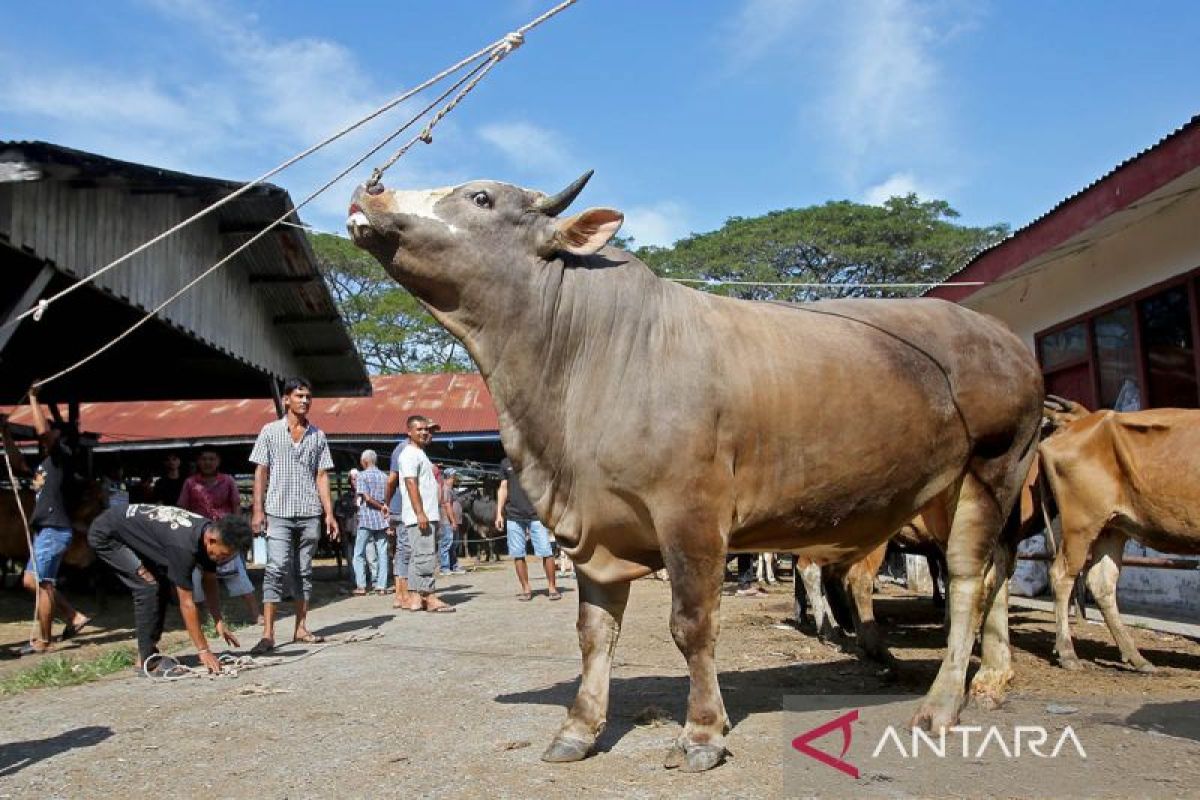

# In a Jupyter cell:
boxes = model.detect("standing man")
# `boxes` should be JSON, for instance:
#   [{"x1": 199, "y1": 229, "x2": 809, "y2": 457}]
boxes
[
  {"x1": 495, "y1": 457, "x2": 560, "y2": 601},
  {"x1": 178, "y1": 446, "x2": 261, "y2": 623},
  {"x1": 150, "y1": 452, "x2": 186, "y2": 506},
  {"x1": 438, "y1": 468, "x2": 466, "y2": 576},
  {"x1": 3, "y1": 389, "x2": 92, "y2": 655},
  {"x1": 87, "y1": 504, "x2": 249, "y2": 674},
  {"x1": 249, "y1": 377, "x2": 338, "y2": 654},
  {"x1": 387, "y1": 415, "x2": 454, "y2": 613},
  {"x1": 352, "y1": 450, "x2": 390, "y2": 596}
]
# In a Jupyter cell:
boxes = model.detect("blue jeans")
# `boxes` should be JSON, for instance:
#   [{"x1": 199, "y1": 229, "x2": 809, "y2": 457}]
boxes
[
  {"x1": 506, "y1": 518, "x2": 553, "y2": 558},
  {"x1": 26, "y1": 526, "x2": 73, "y2": 585},
  {"x1": 353, "y1": 527, "x2": 389, "y2": 591},
  {"x1": 438, "y1": 521, "x2": 459, "y2": 572}
]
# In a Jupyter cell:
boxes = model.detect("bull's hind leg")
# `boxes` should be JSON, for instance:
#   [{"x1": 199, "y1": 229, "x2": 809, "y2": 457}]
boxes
[
  {"x1": 662, "y1": 544, "x2": 729, "y2": 772},
  {"x1": 971, "y1": 537, "x2": 1016, "y2": 709},
  {"x1": 543, "y1": 575, "x2": 631, "y2": 763},
  {"x1": 1086, "y1": 530, "x2": 1154, "y2": 672},
  {"x1": 1049, "y1": 521, "x2": 1096, "y2": 670},
  {"x1": 911, "y1": 473, "x2": 1013, "y2": 732}
]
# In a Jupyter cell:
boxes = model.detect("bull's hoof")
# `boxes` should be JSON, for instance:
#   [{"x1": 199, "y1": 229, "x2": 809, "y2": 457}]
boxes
[
  {"x1": 1128, "y1": 659, "x2": 1157, "y2": 674},
  {"x1": 1057, "y1": 655, "x2": 1083, "y2": 671},
  {"x1": 664, "y1": 742, "x2": 727, "y2": 772},
  {"x1": 909, "y1": 704, "x2": 958, "y2": 733},
  {"x1": 541, "y1": 736, "x2": 592, "y2": 763},
  {"x1": 969, "y1": 667, "x2": 1013, "y2": 711}
]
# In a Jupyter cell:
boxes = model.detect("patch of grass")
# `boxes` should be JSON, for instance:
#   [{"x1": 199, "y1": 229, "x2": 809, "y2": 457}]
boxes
[{"x1": 0, "y1": 647, "x2": 136, "y2": 696}]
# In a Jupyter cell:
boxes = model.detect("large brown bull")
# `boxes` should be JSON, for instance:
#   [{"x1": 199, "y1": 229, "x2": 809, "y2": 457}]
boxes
[
  {"x1": 1039, "y1": 397, "x2": 1200, "y2": 672},
  {"x1": 347, "y1": 171, "x2": 1043, "y2": 771}
]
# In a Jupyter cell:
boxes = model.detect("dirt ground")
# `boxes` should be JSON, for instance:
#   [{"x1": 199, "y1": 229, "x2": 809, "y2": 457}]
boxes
[{"x1": 1, "y1": 562, "x2": 1198, "y2": 798}]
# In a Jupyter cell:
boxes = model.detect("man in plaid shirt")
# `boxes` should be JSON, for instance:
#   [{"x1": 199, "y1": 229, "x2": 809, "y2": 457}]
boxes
[
  {"x1": 352, "y1": 449, "x2": 390, "y2": 595},
  {"x1": 249, "y1": 377, "x2": 338, "y2": 654}
]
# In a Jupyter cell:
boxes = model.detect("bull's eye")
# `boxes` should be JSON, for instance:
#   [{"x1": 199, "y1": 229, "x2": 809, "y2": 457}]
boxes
[{"x1": 471, "y1": 191, "x2": 492, "y2": 209}]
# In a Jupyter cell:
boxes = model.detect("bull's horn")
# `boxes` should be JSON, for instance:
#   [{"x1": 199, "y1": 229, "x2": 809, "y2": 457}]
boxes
[
  {"x1": 1043, "y1": 395, "x2": 1071, "y2": 412},
  {"x1": 533, "y1": 170, "x2": 594, "y2": 216}
]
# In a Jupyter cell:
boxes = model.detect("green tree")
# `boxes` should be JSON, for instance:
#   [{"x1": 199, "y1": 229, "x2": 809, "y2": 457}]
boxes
[
  {"x1": 636, "y1": 194, "x2": 1008, "y2": 302},
  {"x1": 308, "y1": 232, "x2": 473, "y2": 373}
]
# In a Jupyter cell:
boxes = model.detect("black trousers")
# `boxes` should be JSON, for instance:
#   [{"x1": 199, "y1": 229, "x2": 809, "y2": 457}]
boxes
[
  {"x1": 736, "y1": 553, "x2": 756, "y2": 589},
  {"x1": 87, "y1": 512, "x2": 172, "y2": 662}
]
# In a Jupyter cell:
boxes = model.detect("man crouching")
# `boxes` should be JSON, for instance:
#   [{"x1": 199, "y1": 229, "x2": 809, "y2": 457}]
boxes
[{"x1": 88, "y1": 504, "x2": 251, "y2": 674}]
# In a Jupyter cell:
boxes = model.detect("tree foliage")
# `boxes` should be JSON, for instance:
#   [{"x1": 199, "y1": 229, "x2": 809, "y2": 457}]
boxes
[
  {"x1": 308, "y1": 232, "x2": 472, "y2": 374},
  {"x1": 635, "y1": 194, "x2": 1008, "y2": 302}
]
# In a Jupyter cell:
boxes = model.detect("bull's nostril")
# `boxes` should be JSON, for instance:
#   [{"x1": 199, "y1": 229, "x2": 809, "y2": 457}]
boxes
[{"x1": 366, "y1": 182, "x2": 385, "y2": 196}]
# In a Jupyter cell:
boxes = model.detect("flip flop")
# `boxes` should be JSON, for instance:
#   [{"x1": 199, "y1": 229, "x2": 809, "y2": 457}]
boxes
[
  {"x1": 516, "y1": 592, "x2": 532, "y2": 602},
  {"x1": 547, "y1": 591, "x2": 563, "y2": 601},
  {"x1": 18, "y1": 641, "x2": 50, "y2": 657},
  {"x1": 292, "y1": 633, "x2": 326, "y2": 644},
  {"x1": 351, "y1": 589, "x2": 367, "y2": 596},
  {"x1": 426, "y1": 605, "x2": 456, "y2": 613},
  {"x1": 61, "y1": 617, "x2": 93, "y2": 640},
  {"x1": 250, "y1": 638, "x2": 276, "y2": 656}
]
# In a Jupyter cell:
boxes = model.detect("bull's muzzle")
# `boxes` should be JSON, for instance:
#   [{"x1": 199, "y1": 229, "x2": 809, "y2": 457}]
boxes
[{"x1": 346, "y1": 185, "x2": 373, "y2": 240}]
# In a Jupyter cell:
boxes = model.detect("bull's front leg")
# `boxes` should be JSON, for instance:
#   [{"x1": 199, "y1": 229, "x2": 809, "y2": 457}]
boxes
[
  {"x1": 662, "y1": 545, "x2": 729, "y2": 772},
  {"x1": 542, "y1": 575, "x2": 630, "y2": 763}
]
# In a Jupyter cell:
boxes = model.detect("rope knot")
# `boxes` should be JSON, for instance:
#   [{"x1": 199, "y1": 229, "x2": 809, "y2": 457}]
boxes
[
  {"x1": 32, "y1": 299, "x2": 49, "y2": 322},
  {"x1": 500, "y1": 31, "x2": 525, "y2": 55}
]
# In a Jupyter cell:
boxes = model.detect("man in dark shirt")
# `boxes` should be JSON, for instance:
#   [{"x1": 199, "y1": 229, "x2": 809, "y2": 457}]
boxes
[
  {"x1": 87, "y1": 504, "x2": 251, "y2": 673},
  {"x1": 494, "y1": 457, "x2": 560, "y2": 601},
  {"x1": 3, "y1": 388, "x2": 93, "y2": 656},
  {"x1": 150, "y1": 452, "x2": 186, "y2": 506}
]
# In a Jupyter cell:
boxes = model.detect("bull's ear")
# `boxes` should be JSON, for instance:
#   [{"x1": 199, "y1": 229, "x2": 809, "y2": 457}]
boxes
[{"x1": 542, "y1": 208, "x2": 623, "y2": 256}]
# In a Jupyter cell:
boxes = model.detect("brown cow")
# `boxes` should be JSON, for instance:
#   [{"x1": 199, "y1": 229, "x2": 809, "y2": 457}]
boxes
[
  {"x1": 1039, "y1": 399, "x2": 1200, "y2": 672},
  {"x1": 347, "y1": 172, "x2": 1042, "y2": 770}
]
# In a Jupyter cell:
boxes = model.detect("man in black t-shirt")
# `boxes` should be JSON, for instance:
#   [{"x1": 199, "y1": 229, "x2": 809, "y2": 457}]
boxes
[
  {"x1": 493, "y1": 457, "x2": 560, "y2": 601},
  {"x1": 88, "y1": 504, "x2": 252, "y2": 673},
  {"x1": 2, "y1": 388, "x2": 93, "y2": 656}
]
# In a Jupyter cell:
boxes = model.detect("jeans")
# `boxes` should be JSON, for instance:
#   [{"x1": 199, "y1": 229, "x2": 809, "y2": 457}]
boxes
[
  {"x1": 406, "y1": 524, "x2": 438, "y2": 593},
  {"x1": 26, "y1": 526, "x2": 74, "y2": 585},
  {"x1": 262, "y1": 515, "x2": 321, "y2": 604},
  {"x1": 438, "y1": 521, "x2": 459, "y2": 572},
  {"x1": 353, "y1": 527, "x2": 390, "y2": 591},
  {"x1": 191, "y1": 554, "x2": 254, "y2": 604},
  {"x1": 506, "y1": 518, "x2": 553, "y2": 558},
  {"x1": 88, "y1": 511, "x2": 172, "y2": 663}
]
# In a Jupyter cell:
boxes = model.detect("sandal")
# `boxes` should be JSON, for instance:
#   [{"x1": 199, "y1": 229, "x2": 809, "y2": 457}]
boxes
[
  {"x1": 292, "y1": 633, "x2": 326, "y2": 644},
  {"x1": 547, "y1": 591, "x2": 563, "y2": 601},
  {"x1": 249, "y1": 638, "x2": 276, "y2": 656},
  {"x1": 516, "y1": 592, "x2": 532, "y2": 602},
  {"x1": 18, "y1": 640, "x2": 50, "y2": 657},
  {"x1": 62, "y1": 616, "x2": 93, "y2": 640},
  {"x1": 426, "y1": 604, "x2": 456, "y2": 613},
  {"x1": 351, "y1": 589, "x2": 367, "y2": 597}
]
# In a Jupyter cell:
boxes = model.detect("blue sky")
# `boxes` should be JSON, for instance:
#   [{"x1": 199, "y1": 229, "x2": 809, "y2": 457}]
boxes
[{"x1": 3, "y1": 1, "x2": 1198, "y2": 247}]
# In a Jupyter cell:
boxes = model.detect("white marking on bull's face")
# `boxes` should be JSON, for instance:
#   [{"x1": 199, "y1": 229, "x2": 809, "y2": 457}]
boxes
[{"x1": 385, "y1": 187, "x2": 460, "y2": 234}]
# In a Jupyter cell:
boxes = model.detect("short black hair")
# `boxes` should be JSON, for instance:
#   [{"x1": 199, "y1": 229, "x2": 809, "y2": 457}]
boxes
[
  {"x1": 406, "y1": 414, "x2": 431, "y2": 430},
  {"x1": 211, "y1": 515, "x2": 253, "y2": 552},
  {"x1": 283, "y1": 377, "x2": 312, "y2": 396},
  {"x1": 196, "y1": 445, "x2": 220, "y2": 458}
]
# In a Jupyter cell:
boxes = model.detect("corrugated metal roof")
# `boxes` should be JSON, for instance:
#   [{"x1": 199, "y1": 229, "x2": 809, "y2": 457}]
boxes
[
  {"x1": 927, "y1": 114, "x2": 1200, "y2": 302},
  {"x1": 3, "y1": 374, "x2": 497, "y2": 444},
  {"x1": 0, "y1": 141, "x2": 370, "y2": 397}
]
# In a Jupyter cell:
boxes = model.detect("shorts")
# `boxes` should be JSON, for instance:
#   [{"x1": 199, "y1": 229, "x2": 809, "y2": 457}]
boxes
[
  {"x1": 191, "y1": 555, "x2": 254, "y2": 603},
  {"x1": 506, "y1": 518, "x2": 553, "y2": 559},
  {"x1": 26, "y1": 526, "x2": 74, "y2": 585}
]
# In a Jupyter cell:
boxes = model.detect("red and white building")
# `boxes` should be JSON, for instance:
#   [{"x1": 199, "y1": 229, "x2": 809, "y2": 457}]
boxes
[{"x1": 930, "y1": 114, "x2": 1200, "y2": 615}]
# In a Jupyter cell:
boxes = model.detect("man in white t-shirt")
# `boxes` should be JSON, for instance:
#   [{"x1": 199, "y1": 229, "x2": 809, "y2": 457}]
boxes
[{"x1": 390, "y1": 415, "x2": 454, "y2": 613}]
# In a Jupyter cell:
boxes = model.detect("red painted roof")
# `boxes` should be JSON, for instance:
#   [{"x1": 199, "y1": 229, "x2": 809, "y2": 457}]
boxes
[
  {"x1": 928, "y1": 114, "x2": 1200, "y2": 303},
  {"x1": 3, "y1": 374, "x2": 497, "y2": 444}
]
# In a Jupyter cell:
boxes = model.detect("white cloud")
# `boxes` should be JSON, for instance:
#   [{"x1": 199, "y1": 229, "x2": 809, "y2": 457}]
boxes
[
  {"x1": 478, "y1": 121, "x2": 574, "y2": 175},
  {"x1": 726, "y1": 0, "x2": 978, "y2": 198},
  {"x1": 621, "y1": 201, "x2": 690, "y2": 248},
  {"x1": 862, "y1": 172, "x2": 937, "y2": 205}
]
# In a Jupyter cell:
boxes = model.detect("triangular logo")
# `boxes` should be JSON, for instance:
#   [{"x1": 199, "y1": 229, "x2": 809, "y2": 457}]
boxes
[{"x1": 791, "y1": 708, "x2": 860, "y2": 779}]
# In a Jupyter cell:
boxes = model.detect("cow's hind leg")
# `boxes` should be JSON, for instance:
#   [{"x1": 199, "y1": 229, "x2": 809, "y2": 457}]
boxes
[
  {"x1": 662, "y1": 545, "x2": 729, "y2": 772},
  {"x1": 911, "y1": 474, "x2": 1011, "y2": 732},
  {"x1": 847, "y1": 546, "x2": 897, "y2": 672},
  {"x1": 971, "y1": 537, "x2": 1017, "y2": 709},
  {"x1": 1086, "y1": 531, "x2": 1153, "y2": 672},
  {"x1": 543, "y1": 575, "x2": 630, "y2": 763}
]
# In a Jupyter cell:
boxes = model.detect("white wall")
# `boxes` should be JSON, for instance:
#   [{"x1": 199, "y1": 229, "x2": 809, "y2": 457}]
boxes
[{"x1": 963, "y1": 176, "x2": 1200, "y2": 616}]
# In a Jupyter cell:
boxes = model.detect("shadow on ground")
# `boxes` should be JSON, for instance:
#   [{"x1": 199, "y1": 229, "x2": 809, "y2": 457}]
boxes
[{"x1": 0, "y1": 726, "x2": 113, "y2": 777}]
